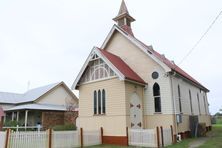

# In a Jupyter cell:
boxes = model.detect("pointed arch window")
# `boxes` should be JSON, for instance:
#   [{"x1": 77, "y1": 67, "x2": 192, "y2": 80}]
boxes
[
  {"x1": 102, "y1": 89, "x2": 106, "y2": 114},
  {"x1": 153, "y1": 83, "x2": 161, "y2": 113},
  {"x1": 98, "y1": 90, "x2": 101, "y2": 114},
  {"x1": 94, "y1": 91, "x2": 97, "y2": 114},
  {"x1": 189, "y1": 90, "x2": 193, "y2": 115},
  {"x1": 93, "y1": 89, "x2": 106, "y2": 115},
  {"x1": 178, "y1": 85, "x2": 182, "y2": 113}
]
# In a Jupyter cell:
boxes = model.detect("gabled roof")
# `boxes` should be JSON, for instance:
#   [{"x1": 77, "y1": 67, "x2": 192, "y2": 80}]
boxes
[
  {"x1": 71, "y1": 47, "x2": 146, "y2": 89},
  {"x1": 98, "y1": 48, "x2": 146, "y2": 85},
  {"x1": 0, "y1": 82, "x2": 77, "y2": 104},
  {"x1": 101, "y1": 25, "x2": 209, "y2": 92}
]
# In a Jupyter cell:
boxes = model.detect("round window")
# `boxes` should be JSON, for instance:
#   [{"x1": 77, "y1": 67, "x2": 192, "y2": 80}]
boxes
[{"x1": 152, "y1": 71, "x2": 159, "y2": 79}]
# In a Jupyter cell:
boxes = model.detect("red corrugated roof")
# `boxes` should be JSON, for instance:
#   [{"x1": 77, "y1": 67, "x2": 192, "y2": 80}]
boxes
[
  {"x1": 98, "y1": 48, "x2": 146, "y2": 85},
  {"x1": 133, "y1": 35, "x2": 209, "y2": 91}
]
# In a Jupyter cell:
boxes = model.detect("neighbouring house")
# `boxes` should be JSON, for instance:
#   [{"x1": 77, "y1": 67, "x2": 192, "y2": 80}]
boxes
[
  {"x1": 71, "y1": 0, "x2": 211, "y2": 146},
  {"x1": 0, "y1": 82, "x2": 78, "y2": 130}
]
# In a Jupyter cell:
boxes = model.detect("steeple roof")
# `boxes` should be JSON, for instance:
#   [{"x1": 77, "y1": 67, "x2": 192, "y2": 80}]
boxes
[{"x1": 118, "y1": 0, "x2": 129, "y2": 15}]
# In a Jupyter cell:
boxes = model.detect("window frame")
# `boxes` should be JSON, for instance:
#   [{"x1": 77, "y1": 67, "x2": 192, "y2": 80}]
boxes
[{"x1": 153, "y1": 83, "x2": 161, "y2": 113}]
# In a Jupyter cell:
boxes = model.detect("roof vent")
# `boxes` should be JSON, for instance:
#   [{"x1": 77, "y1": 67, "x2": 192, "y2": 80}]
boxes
[{"x1": 148, "y1": 45, "x2": 154, "y2": 51}]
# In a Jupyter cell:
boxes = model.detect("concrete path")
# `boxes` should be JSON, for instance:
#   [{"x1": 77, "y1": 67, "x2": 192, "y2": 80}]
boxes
[
  {"x1": 188, "y1": 131, "x2": 214, "y2": 148},
  {"x1": 188, "y1": 137, "x2": 208, "y2": 148}
]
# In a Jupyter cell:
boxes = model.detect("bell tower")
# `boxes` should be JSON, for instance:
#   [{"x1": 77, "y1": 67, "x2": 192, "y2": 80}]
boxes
[{"x1": 113, "y1": 0, "x2": 135, "y2": 36}]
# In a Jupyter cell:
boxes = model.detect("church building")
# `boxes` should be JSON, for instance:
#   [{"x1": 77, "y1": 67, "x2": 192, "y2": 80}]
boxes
[{"x1": 72, "y1": 0, "x2": 211, "y2": 145}]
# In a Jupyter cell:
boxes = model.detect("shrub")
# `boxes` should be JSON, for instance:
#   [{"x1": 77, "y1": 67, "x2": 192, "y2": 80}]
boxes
[
  {"x1": 52, "y1": 124, "x2": 77, "y2": 131},
  {"x1": 4, "y1": 120, "x2": 21, "y2": 127}
]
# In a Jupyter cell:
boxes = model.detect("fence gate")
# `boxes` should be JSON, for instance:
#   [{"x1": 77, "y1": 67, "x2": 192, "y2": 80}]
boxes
[{"x1": 129, "y1": 129, "x2": 157, "y2": 147}]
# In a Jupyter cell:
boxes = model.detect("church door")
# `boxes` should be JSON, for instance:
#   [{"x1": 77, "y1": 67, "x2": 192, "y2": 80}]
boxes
[{"x1": 130, "y1": 93, "x2": 142, "y2": 129}]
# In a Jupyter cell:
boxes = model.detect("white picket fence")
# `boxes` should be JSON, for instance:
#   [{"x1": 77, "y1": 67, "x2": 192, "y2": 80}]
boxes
[
  {"x1": 83, "y1": 130, "x2": 101, "y2": 146},
  {"x1": 0, "y1": 129, "x2": 101, "y2": 148},
  {"x1": 163, "y1": 128, "x2": 172, "y2": 146},
  {"x1": 9, "y1": 131, "x2": 48, "y2": 148},
  {"x1": 129, "y1": 127, "x2": 173, "y2": 147},
  {"x1": 0, "y1": 131, "x2": 6, "y2": 148},
  {"x1": 129, "y1": 129, "x2": 157, "y2": 147}
]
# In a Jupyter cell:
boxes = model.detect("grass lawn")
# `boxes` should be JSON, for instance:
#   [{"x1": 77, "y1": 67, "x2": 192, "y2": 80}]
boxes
[
  {"x1": 167, "y1": 123, "x2": 222, "y2": 148},
  {"x1": 198, "y1": 124, "x2": 222, "y2": 148},
  {"x1": 166, "y1": 138, "x2": 195, "y2": 148}
]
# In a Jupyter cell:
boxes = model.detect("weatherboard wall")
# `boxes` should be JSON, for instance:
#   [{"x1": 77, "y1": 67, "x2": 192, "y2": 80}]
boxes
[
  {"x1": 77, "y1": 77, "x2": 128, "y2": 136},
  {"x1": 36, "y1": 85, "x2": 77, "y2": 106}
]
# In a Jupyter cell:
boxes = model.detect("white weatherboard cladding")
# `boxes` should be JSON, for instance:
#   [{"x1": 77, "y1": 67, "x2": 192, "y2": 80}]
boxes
[
  {"x1": 104, "y1": 31, "x2": 173, "y2": 115},
  {"x1": 171, "y1": 76, "x2": 209, "y2": 115},
  {"x1": 144, "y1": 68, "x2": 173, "y2": 115}
]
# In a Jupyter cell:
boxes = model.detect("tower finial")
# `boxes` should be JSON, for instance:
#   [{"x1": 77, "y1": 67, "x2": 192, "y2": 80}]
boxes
[
  {"x1": 118, "y1": 0, "x2": 129, "y2": 15},
  {"x1": 113, "y1": 0, "x2": 135, "y2": 36}
]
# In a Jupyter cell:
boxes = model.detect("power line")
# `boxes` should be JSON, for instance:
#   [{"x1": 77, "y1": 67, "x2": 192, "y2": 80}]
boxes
[{"x1": 178, "y1": 10, "x2": 222, "y2": 66}]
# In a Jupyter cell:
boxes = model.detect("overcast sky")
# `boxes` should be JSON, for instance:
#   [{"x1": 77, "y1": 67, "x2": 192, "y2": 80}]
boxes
[{"x1": 0, "y1": 0, "x2": 221, "y2": 114}]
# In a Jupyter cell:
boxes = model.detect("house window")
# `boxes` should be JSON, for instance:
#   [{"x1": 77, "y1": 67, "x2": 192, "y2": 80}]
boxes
[
  {"x1": 93, "y1": 89, "x2": 106, "y2": 115},
  {"x1": 102, "y1": 89, "x2": 106, "y2": 114},
  {"x1": 189, "y1": 90, "x2": 193, "y2": 114},
  {"x1": 178, "y1": 85, "x2": 182, "y2": 113},
  {"x1": 153, "y1": 83, "x2": 161, "y2": 113},
  {"x1": 94, "y1": 91, "x2": 97, "y2": 114},
  {"x1": 197, "y1": 93, "x2": 201, "y2": 115}
]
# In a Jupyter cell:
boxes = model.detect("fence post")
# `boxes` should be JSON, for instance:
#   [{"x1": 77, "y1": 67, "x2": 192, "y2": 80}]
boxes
[
  {"x1": 100, "y1": 127, "x2": 103, "y2": 144},
  {"x1": 160, "y1": 126, "x2": 164, "y2": 147},
  {"x1": 5, "y1": 129, "x2": 10, "y2": 148},
  {"x1": 80, "y1": 128, "x2": 83, "y2": 148},
  {"x1": 48, "y1": 128, "x2": 52, "y2": 148},
  {"x1": 170, "y1": 125, "x2": 174, "y2": 144},
  {"x1": 126, "y1": 127, "x2": 129, "y2": 146},
  {"x1": 0, "y1": 118, "x2": 3, "y2": 131},
  {"x1": 156, "y1": 127, "x2": 160, "y2": 148}
]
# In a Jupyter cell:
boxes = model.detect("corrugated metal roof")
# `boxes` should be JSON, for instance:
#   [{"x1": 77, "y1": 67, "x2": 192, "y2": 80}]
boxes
[
  {"x1": 0, "y1": 82, "x2": 60, "y2": 104},
  {"x1": 4, "y1": 103, "x2": 66, "y2": 111}
]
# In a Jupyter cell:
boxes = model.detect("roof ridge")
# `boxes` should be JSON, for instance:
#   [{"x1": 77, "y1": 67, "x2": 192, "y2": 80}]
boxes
[{"x1": 24, "y1": 82, "x2": 61, "y2": 94}]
